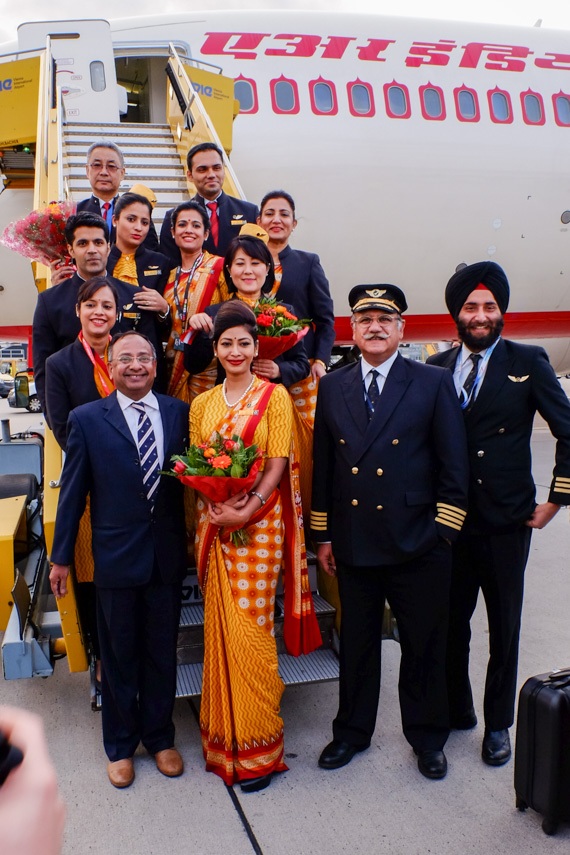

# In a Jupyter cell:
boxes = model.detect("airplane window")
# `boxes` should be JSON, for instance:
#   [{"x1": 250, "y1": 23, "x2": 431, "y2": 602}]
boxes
[
  {"x1": 522, "y1": 93, "x2": 544, "y2": 125},
  {"x1": 274, "y1": 80, "x2": 297, "y2": 112},
  {"x1": 234, "y1": 80, "x2": 256, "y2": 113},
  {"x1": 314, "y1": 82, "x2": 334, "y2": 113},
  {"x1": 490, "y1": 91, "x2": 510, "y2": 122},
  {"x1": 458, "y1": 90, "x2": 476, "y2": 120},
  {"x1": 554, "y1": 95, "x2": 570, "y2": 126},
  {"x1": 388, "y1": 86, "x2": 408, "y2": 117},
  {"x1": 423, "y1": 88, "x2": 443, "y2": 119},
  {"x1": 89, "y1": 61, "x2": 106, "y2": 93},
  {"x1": 350, "y1": 84, "x2": 372, "y2": 115}
]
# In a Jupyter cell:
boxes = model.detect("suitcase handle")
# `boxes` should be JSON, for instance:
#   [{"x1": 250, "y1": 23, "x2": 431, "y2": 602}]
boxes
[{"x1": 547, "y1": 668, "x2": 570, "y2": 687}]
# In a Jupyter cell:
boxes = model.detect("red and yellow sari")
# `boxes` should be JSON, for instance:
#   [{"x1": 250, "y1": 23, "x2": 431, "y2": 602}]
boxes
[
  {"x1": 190, "y1": 377, "x2": 321, "y2": 785},
  {"x1": 164, "y1": 252, "x2": 226, "y2": 402}
]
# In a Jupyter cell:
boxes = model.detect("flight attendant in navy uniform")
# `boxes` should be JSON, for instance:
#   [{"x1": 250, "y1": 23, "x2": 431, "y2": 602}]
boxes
[
  {"x1": 428, "y1": 261, "x2": 570, "y2": 766},
  {"x1": 312, "y1": 284, "x2": 469, "y2": 780}
]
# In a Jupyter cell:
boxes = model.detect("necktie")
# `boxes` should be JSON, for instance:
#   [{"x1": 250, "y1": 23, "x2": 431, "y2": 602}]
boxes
[
  {"x1": 462, "y1": 353, "x2": 482, "y2": 400},
  {"x1": 366, "y1": 369, "x2": 380, "y2": 419},
  {"x1": 132, "y1": 402, "x2": 160, "y2": 504},
  {"x1": 206, "y1": 201, "x2": 219, "y2": 247},
  {"x1": 101, "y1": 201, "x2": 112, "y2": 230}
]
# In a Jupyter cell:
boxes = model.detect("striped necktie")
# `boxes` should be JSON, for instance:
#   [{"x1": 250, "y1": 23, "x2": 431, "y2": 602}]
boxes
[
  {"x1": 206, "y1": 201, "x2": 219, "y2": 247},
  {"x1": 462, "y1": 353, "x2": 482, "y2": 399},
  {"x1": 366, "y1": 369, "x2": 380, "y2": 419},
  {"x1": 131, "y1": 402, "x2": 160, "y2": 504},
  {"x1": 101, "y1": 201, "x2": 113, "y2": 230}
]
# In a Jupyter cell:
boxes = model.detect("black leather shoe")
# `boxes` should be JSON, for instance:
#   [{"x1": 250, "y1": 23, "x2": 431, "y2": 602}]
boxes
[
  {"x1": 450, "y1": 707, "x2": 478, "y2": 730},
  {"x1": 318, "y1": 739, "x2": 368, "y2": 770},
  {"x1": 240, "y1": 774, "x2": 272, "y2": 793},
  {"x1": 416, "y1": 749, "x2": 448, "y2": 780},
  {"x1": 482, "y1": 729, "x2": 511, "y2": 766}
]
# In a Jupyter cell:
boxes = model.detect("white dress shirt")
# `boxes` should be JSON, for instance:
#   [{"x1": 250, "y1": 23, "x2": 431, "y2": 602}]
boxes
[
  {"x1": 360, "y1": 351, "x2": 399, "y2": 398},
  {"x1": 116, "y1": 390, "x2": 165, "y2": 468}
]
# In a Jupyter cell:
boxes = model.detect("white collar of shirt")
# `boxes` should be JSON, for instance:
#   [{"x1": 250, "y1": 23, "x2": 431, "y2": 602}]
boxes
[
  {"x1": 116, "y1": 390, "x2": 164, "y2": 467},
  {"x1": 199, "y1": 192, "x2": 222, "y2": 208},
  {"x1": 93, "y1": 195, "x2": 116, "y2": 208},
  {"x1": 361, "y1": 351, "x2": 399, "y2": 385},
  {"x1": 453, "y1": 340, "x2": 498, "y2": 399}
]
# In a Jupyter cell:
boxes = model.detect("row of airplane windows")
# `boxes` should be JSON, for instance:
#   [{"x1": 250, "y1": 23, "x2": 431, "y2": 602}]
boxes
[{"x1": 234, "y1": 76, "x2": 570, "y2": 126}]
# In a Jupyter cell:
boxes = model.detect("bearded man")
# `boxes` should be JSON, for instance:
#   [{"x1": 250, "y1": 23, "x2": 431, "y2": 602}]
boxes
[{"x1": 427, "y1": 261, "x2": 570, "y2": 766}]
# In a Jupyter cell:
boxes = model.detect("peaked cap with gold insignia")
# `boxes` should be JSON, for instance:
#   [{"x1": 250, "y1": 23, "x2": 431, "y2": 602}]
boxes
[{"x1": 349, "y1": 284, "x2": 408, "y2": 315}]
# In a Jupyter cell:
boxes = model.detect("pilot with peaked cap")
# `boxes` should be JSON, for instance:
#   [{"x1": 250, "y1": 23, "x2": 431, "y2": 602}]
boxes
[
  {"x1": 311, "y1": 284, "x2": 469, "y2": 780},
  {"x1": 428, "y1": 261, "x2": 570, "y2": 767}
]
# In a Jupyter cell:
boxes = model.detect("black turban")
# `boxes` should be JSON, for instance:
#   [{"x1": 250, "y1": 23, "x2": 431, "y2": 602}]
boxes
[{"x1": 445, "y1": 261, "x2": 510, "y2": 319}]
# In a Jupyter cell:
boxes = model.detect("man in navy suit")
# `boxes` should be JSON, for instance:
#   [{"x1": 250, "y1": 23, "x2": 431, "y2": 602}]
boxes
[
  {"x1": 159, "y1": 142, "x2": 258, "y2": 263},
  {"x1": 311, "y1": 284, "x2": 469, "y2": 780},
  {"x1": 33, "y1": 212, "x2": 168, "y2": 411},
  {"x1": 427, "y1": 262, "x2": 570, "y2": 766},
  {"x1": 49, "y1": 331, "x2": 189, "y2": 788}
]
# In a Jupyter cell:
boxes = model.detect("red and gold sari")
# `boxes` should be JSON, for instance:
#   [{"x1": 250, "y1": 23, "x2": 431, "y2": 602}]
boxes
[
  {"x1": 164, "y1": 252, "x2": 226, "y2": 402},
  {"x1": 190, "y1": 377, "x2": 321, "y2": 785}
]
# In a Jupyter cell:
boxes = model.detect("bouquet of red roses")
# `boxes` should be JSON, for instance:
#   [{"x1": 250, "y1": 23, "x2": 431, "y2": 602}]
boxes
[
  {"x1": 252, "y1": 296, "x2": 310, "y2": 360},
  {"x1": 171, "y1": 432, "x2": 263, "y2": 544},
  {"x1": 0, "y1": 201, "x2": 76, "y2": 265}
]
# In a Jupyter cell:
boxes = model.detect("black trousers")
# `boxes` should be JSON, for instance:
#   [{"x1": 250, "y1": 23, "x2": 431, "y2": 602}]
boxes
[
  {"x1": 333, "y1": 540, "x2": 452, "y2": 752},
  {"x1": 97, "y1": 572, "x2": 182, "y2": 761},
  {"x1": 446, "y1": 524, "x2": 532, "y2": 731}
]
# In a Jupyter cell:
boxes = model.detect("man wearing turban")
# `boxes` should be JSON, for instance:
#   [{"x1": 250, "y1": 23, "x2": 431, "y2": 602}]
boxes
[{"x1": 428, "y1": 261, "x2": 570, "y2": 766}]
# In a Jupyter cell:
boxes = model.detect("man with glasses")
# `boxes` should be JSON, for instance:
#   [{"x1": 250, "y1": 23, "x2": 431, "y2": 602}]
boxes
[
  {"x1": 52, "y1": 141, "x2": 159, "y2": 284},
  {"x1": 311, "y1": 284, "x2": 469, "y2": 779},
  {"x1": 49, "y1": 331, "x2": 189, "y2": 788}
]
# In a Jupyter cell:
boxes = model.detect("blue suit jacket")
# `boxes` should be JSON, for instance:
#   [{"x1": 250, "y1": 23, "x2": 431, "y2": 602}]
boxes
[
  {"x1": 159, "y1": 191, "x2": 259, "y2": 264},
  {"x1": 311, "y1": 354, "x2": 469, "y2": 565},
  {"x1": 275, "y1": 245, "x2": 335, "y2": 366},
  {"x1": 50, "y1": 392, "x2": 189, "y2": 587}
]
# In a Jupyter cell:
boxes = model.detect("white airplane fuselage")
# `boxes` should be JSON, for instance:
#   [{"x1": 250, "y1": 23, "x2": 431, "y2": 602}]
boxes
[{"x1": 1, "y1": 11, "x2": 570, "y2": 366}]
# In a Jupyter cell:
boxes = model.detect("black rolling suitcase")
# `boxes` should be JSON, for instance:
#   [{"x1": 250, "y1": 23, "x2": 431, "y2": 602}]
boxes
[{"x1": 514, "y1": 668, "x2": 570, "y2": 835}]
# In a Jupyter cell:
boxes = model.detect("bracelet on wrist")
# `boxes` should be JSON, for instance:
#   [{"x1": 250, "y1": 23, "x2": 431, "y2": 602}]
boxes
[{"x1": 250, "y1": 490, "x2": 266, "y2": 506}]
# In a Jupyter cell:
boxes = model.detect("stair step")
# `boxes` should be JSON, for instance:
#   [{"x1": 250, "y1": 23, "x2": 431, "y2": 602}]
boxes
[
  {"x1": 175, "y1": 647, "x2": 340, "y2": 699},
  {"x1": 66, "y1": 122, "x2": 171, "y2": 130},
  {"x1": 177, "y1": 594, "x2": 336, "y2": 665},
  {"x1": 66, "y1": 154, "x2": 182, "y2": 166}
]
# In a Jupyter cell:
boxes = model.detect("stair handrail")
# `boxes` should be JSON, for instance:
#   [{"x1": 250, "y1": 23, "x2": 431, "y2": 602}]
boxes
[{"x1": 168, "y1": 42, "x2": 247, "y2": 201}]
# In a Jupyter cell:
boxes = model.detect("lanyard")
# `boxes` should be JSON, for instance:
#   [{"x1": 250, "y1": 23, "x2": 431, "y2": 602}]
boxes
[
  {"x1": 172, "y1": 252, "x2": 204, "y2": 324},
  {"x1": 458, "y1": 337, "x2": 500, "y2": 410}
]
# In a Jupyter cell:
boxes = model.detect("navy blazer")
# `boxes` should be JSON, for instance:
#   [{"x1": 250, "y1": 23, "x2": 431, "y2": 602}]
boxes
[
  {"x1": 33, "y1": 273, "x2": 165, "y2": 411},
  {"x1": 311, "y1": 354, "x2": 469, "y2": 566},
  {"x1": 77, "y1": 196, "x2": 159, "y2": 250},
  {"x1": 107, "y1": 244, "x2": 170, "y2": 295},
  {"x1": 159, "y1": 191, "x2": 259, "y2": 264},
  {"x1": 428, "y1": 339, "x2": 570, "y2": 529},
  {"x1": 50, "y1": 392, "x2": 189, "y2": 587},
  {"x1": 275, "y1": 245, "x2": 335, "y2": 366},
  {"x1": 183, "y1": 299, "x2": 310, "y2": 388},
  {"x1": 45, "y1": 339, "x2": 103, "y2": 450}
]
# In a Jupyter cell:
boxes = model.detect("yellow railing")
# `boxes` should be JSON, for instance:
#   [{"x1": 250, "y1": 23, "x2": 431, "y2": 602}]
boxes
[{"x1": 165, "y1": 44, "x2": 245, "y2": 201}]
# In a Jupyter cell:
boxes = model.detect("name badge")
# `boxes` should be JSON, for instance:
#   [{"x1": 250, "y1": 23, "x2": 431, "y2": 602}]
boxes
[{"x1": 144, "y1": 269, "x2": 161, "y2": 276}]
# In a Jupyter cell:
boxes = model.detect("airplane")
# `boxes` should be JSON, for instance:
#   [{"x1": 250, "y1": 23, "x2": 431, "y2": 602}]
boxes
[{"x1": 0, "y1": 11, "x2": 570, "y2": 369}]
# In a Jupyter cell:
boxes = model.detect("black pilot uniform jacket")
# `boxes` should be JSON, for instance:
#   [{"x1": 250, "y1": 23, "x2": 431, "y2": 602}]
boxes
[{"x1": 311, "y1": 354, "x2": 469, "y2": 565}]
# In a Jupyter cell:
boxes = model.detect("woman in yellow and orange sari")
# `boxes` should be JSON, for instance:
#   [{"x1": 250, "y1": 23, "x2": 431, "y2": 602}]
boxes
[
  {"x1": 190, "y1": 301, "x2": 322, "y2": 793},
  {"x1": 163, "y1": 201, "x2": 226, "y2": 403}
]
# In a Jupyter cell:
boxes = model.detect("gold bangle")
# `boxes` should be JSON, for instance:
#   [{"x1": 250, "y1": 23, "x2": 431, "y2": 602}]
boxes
[{"x1": 313, "y1": 359, "x2": 327, "y2": 369}]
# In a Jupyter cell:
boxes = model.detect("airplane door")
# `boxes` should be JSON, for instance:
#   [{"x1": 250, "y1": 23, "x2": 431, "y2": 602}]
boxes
[{"x1": 17, "y1": 19, "x2": 120, "y2": 124}]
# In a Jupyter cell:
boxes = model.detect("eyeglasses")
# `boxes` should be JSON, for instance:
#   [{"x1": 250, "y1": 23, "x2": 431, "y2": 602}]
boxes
[
  {"x1": 354, "y1": 315, "x2": 400, "y2": 328},
  {"x1": 88, "y1": 161, "x2": 122, "y2": 172},
  {"x1": 112, "y1": 355, "x2": 155, "y2": 365}
]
